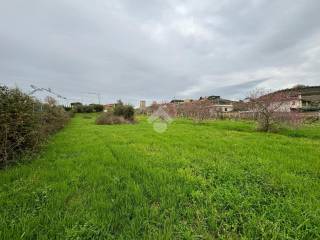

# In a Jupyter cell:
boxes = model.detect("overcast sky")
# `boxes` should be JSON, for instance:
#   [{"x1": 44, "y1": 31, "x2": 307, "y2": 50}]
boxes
[{"x1": 1, "y1": 0, "x2": 320, "y2": 105}]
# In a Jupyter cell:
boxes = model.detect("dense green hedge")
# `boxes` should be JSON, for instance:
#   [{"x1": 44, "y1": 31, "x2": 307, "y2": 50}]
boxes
[
  {"x1": 0, "y1": 86, "x2": 71, "y2": 167},
  {"x1": 113, "y1": 100, "x2": 134, "y2": 120},
  {"x1": 301, "y1": 106, "x2": 320, "y2": 112},
  {"x1": 70, "y1": 103, "x2": 104, "y2": 113}
]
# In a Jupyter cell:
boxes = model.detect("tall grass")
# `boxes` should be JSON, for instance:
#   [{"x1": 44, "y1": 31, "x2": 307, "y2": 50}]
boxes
[{"x1": 0, "y1": 115, "x2": 319, "y2": 239}]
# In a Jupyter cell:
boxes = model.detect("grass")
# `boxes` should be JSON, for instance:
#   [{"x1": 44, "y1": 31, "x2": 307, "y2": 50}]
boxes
[{"x1": 0, "y1": 114, "x2": 320, "y2": 239}]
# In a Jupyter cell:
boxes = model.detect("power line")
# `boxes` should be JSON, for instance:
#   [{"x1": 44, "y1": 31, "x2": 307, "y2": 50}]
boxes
[
  {"x1": 28, "y1": 85, "x2": 67, "y2": 100},
  {"x1": 28, "y1": 85, "x2": 103, "y2": 105},
  {"x1": 81, "y1": 92, "x2": 101, "y2": 104}
]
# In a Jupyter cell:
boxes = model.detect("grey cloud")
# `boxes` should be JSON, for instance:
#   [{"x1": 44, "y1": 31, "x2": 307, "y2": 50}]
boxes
[
  {"x1": 214, "y1": 78, "x2": 271, "y2": 99},
  {"x1": 0, "y1": 0, "x2": 319, "y2": 105}
]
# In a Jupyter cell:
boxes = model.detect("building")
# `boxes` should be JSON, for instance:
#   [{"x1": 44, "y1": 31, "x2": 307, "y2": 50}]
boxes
[
  {"x1": 170, "y1": 99, "x2": 184, "y2": 104},
  {"x1": 103, "y1": 103, "x2": 116, "y2": 112},
  {"x1": 214, "y1": 104, "x2": 234, "y2": 112},
  {"x1": 200, "y1": 95, "x2": 234, "y2": 112},
  {"x1": 169, "y1": 99, "x2": 194, "y2": 104},
  {"x1": 140, "y1": 100, "x2": 146, "y2": 110},
  {"x1": 266, "y1": 85, "x2": 320, "y2": 112}
]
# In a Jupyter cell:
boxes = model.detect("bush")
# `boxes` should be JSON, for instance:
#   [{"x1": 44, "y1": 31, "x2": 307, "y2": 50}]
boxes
[
  {"x1": 122, "y1": 105, "x2": 135, "y2": 120},
  {"x1": 0, "y1": 86, "x2": 70, "y2": 167},
  {"x1": 82, "y1": 105, "x2": 94, "y2": 113},
  {"x1": 113, "y1": 100, "x2": 124, "y2": 116},
  {"x1": 67, "y1": 109, "x2": 76, "y2": 118},
  {"x1": 40, "y1": 104, "x2": 70, "y2": 136},
  {"x1": 91, "y1": 104, "x2": 104, "y2": 112},
  {"x1": 113, "y1": 100, "x2": 135, "y2": 120},
  {"x1": 63, "y1": 106, "x2": 73, "y2": 112},
  {"x1": 95, "y1": 112, "x2": 126, "y2": 125},
  {"x1": 0, "y1": 86, "x2": 40, "y2": 165},
  {"x1": 301, "y1": 106, "x2": 320, "y2": 112},
  {"x1": 75, "y1": 105, "x2": 93, "y2": 113},
  {"x1": 73, "y1": 104, "x2": 103, "y2": 113}
]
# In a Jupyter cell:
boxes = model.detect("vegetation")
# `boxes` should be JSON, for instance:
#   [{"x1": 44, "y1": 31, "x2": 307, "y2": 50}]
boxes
[
  {"x1": 113, "y1": 100, "x2": 135, "y2": 121},
  {"x1": 248, "y1": 89, "x2": 300, "y2": 132},
  {"x1": 301, "y1": 106, "x2": 320, "y2": 112},
  {"x1": 0, "y1": 86, "x2": 70, "y2": 167},
  {"x1": 91, "y1": 104, "x2": 104, "y2": 112},
  {"x1": 96, "y1": 100, "x2": 135, "y2": 125},
  {"x1": 96, "y1": 112, "x2": 127, "y2": 125},
  {"x1": 0, "y1": 115, "x2": 319, "y2": 239},
  {"x1": 70, "y1": 102, "x2": 104, "y2": 113}
]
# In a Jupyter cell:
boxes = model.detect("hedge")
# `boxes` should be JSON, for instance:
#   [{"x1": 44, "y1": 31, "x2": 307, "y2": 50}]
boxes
[{"x1": 0, "y1": 85, "x2": 71, "y2": 168}]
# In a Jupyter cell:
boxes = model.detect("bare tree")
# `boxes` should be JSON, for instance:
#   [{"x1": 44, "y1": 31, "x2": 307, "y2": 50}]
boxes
[
  {"x1": 176, "y1": 100, "x2": 218, "y2": 122},
  {"x1": 248, "y1": 89, "x2": 297, "y2": 131},
  {"x1": 165, "y1": 103, "x2": 177, "y2": 118},
  {"x1": 150, "y1": 102, "x2": 159, "y2": 113},
  {"x1": 44, "y1": 96, "x2": 57, "y2": 107}
]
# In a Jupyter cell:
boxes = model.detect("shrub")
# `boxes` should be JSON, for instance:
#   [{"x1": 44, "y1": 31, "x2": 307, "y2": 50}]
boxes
[
  {"x1": 63, "y1": 106, "x2": 73, "y2": 111},
  {"x1": 0, "y1": 86, "x2": 70, "y2": 167},
  {"x1": 73, "y1": 104, "x2": 103, "y2": 113},
  {"x1": 113, "y1": 100, "x2": 135, "y2": 120},
  {"x1": 95, "y1": 112, "x2": 126, "y2": 125},
  {"x1": 301, "y1": 106, "x2": 320, "y2": 112},
  {"x1": 91, "y1": 104, "x2": 104, "y2": 112},
  {"x1": 40, "y1": 104, "x2": 70, "y2": 136},
  {"x1": 82, "y1": 105, "x2": 94, "y2": 113},
  {"x1": 67, "y1": 109, "x2": 76, "y2": 118},
  {"x1": 75, "y1": 105, "x2": 93, "y2": 113},
  {"x1": 122, "y1": 105, "x2": 134, "y2": 120},
  {"x1": 0, "y1": 86, "x2": 41, "y2": 165},
  {"x1": 113, "y1": 100, "x2": 124, "y2": 116}
]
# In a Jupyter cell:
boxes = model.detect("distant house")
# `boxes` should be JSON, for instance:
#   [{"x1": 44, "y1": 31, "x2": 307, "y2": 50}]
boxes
[
  {"x1": 214, "y1": 104, "x2": 234, "y2": 112},
  {"x1": 300, "y1": 95, "x2": 320, "y2": 109},
  {"x1": 200, "y1": 95, "x2": 234, "y2": 112},
  {"x1": 103, "y1": 103, "x2": 116, "y2": 112},
  {"x1": 295, "y1": 86, "x2": 320, "y2": 110},
  {"x1": 170, "y1": 99, "x2": 184, "y2": 104},
  {"x1": 265, "y1": 85, "x2": 320, "y2": 112},
  {"x1": 170, "y1": 99, "x2": 194, "y2": 104},
  {"x1": 149, "y1": 95, "x2": 235, "y2": 116}
]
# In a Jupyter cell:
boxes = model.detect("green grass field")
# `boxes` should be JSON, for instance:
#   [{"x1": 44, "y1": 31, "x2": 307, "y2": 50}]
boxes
[{"x1": 1, "y1": 115, "x2": 320, "y2": 239}]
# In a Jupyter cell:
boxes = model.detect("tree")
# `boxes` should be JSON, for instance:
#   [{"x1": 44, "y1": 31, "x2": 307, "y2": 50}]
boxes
[
  {"x1": 114, "y1": 100, "x2": 124, "y2": 116},
  {"x1": 89, "y1": 104, "x2": 104, "y2": 112},
  {"x1": 113, "y1": 100, "x2": 135, "y2": 120},
  {"x1": 44, "y1": 96, "x2": 57, "y2": 107},
  {"x1": 176, "y1": 100, "x2": 216, "y2": 121},
  {"x1": 70, "y1": 102, "x2": 82, "y2": 108},
  {"x1": 248, "y1": 89, "x2": 297, "y2": 132}
]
